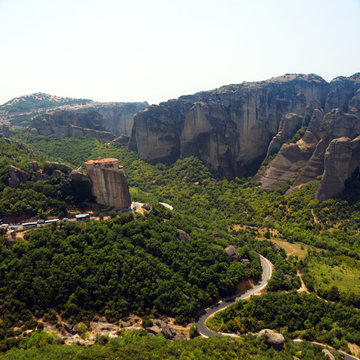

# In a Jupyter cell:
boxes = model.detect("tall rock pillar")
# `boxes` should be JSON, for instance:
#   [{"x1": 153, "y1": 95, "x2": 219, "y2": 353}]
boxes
[{"x1": 85, "y1": 157, "x2": 131, "y2": 209}]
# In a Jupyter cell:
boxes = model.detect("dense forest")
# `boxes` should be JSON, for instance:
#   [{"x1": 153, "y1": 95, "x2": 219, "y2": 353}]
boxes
[
  {"x1": 0, "y1": 332, "x2": 343, "y2": 360},
  {"x1": 0, "y1": 207, "x2": 262, "y2": 351},
  {"x1": 207, "y1": 292, "x2": 360, "y2": 351}
]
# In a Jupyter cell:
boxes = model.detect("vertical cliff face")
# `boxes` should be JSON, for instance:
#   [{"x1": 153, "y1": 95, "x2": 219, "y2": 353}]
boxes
[
  {"x1": 28, "y1": 102, "x2": 149, "y2": 140},
  {"x1": 130, "y1": 74, "x2": 329, "y2": 178},
  {"x1": 85, "y1": 158, "x2": 131, "y2": 209},
  {"x1": 254, "y1": 73, "x2": 360, "y2": 199},
  {"x1": 93, "y1": 102, "x2": 149, "y2": 137}
]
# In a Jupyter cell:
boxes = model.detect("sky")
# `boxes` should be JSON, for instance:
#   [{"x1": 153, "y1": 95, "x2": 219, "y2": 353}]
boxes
[{"x1": 0, "y1": 0, "x2": 359, "y2": 105}]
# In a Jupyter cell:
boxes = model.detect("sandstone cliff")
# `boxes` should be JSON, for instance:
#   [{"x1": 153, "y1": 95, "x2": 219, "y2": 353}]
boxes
[
  {"x1": 85, "y1": 158, "x2": 131, "y2": 209},
  {"x1": 28, "y1": 110, "x2": 116, "y2": 140},
  {"x1": 27, "y1": 102, "x2": 148, "y2": 140},
  {"x1": 88, "y1": 102, "x2": 148, "y2": 137},
  {"x1": 130, "y1": 72, "x2": 360, "y2": 200},
  {"x1": 254, "y1": 73, "x2": 360, "y2": 199},
  {"x1": 130, "y1": 74, "x2": 329, "y2": 178}
]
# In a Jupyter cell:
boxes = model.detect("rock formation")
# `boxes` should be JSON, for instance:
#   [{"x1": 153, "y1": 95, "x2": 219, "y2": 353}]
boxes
[
  {"x1": 8, "y1": 165, "x2": 31, "y2": 188},
  {"x1": 28, "y1": 110, "x2": 116, "y2": 140},
  {"x1": 258, "y1": 329, "x2": 285, "y2": 350},
  {"x1": 178, "y1": 229, "x2": 191, "y2": 243},
  {"x1": 254, "y1": 74, "x2": 360, "y2": 199},
  {"x1": 130, "y1": 74, "x2": 329, "y2": 178},
  {"x1": 85, "y1": 157, "x2": 131, "y2": 209},
  {"x1": 88, "y1": 102, "x2": 148, "y2": 137},
  {"x1": 130, "y1": 72, "x2": 360, "y2": 200},
  {"x1": 225, "y1": 245, "x2": 242, "y2": 261}
]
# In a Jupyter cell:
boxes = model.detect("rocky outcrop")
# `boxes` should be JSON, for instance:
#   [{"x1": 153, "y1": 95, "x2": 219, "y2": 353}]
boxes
[
  {"x1": 130, "y1": 74, "x2": 329, "y2": 178},
  {"x1": 178, "y1": 229, "x2": 191, "y2": 243},
  {"x1": 258, "y1": 329, "x2": 285, "y2": 350},
  {"x1": 225, "y1": 245, "x2": 241, "y2": 261},
  {"x1": 254, "y1": 73, "x2": 360, "y2": 199},
  {"x1": 316, "y1": 136, "x2": 360, "y2": 200},
  {"x1": 85, "y1": 158, "x2": 131, "y2": 209},
  {"x1": 89, "y1": 102, "x2": 148, "y2": 137},
  {"x1": 28, "y1": 110, "x2": 116, "y2": 140},
  {"x1": 266, "y1": 113, "x2": 304, "y2": 158},
  {"x1": 8, "y1": 165, "x2": 31, "y2": 188}
]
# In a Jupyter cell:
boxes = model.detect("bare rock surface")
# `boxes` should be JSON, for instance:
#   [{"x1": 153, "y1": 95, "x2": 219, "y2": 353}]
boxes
[
  {"x1": 254, "y1": 74, "x2": 360, "y2": 200},
  {"x1": 130, "y1": 73, "x2": 328, "y2": 178},
  {"x1": 85, "y1": 158, "x2": 131, "y2": 209},
  {"x1": 178, "y1": 229, "x2": 191, "y2": 243},
  {"x1": 28, "y1": 110, "x2": 116, "y2": 140},
  {"x1": 225, "y1": 245, "x2": 241, "y2": 261},
  {"x1": 258, "y1": 329, "x2": 285, "y2": 350}
]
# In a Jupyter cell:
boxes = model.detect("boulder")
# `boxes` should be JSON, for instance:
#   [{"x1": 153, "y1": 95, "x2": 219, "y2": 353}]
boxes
[
  {"x1": 161, "y1": 324, "x2": 178, "y2": 340},
  {"x1": 178, "y1": 229, "x2": 191, "y2": 243},
  {"x1": 225, "y1": 245, "x2": 241, "y2": 261},
  {"x1": 258, "y1": 329, "x2": 285, "y2": 350}
]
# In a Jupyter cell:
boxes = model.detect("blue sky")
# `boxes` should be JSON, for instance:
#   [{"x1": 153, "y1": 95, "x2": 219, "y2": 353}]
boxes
[{"x1": 0, "y1": 0, "x2": 359, "y2": 105}]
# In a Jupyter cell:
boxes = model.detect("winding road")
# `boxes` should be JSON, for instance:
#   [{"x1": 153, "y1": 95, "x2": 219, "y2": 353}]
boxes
[
  {"x1": 196, "y1": 254, "x2": 272, "y2": 338},
  {"x1": 196, "y1": 254, "x2": 359, "y2": 360}
]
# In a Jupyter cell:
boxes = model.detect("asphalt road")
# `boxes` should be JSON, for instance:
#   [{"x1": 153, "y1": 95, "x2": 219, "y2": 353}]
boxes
[
  {"x1": 196, "y1": 254, "x2": 359, "y2": 360},
  {"x1": 293, "y1": 339, "x2": 359, "y2": 360},
  {"x1": 196, "y1": 254, "x2": 272, "y2": 338}
]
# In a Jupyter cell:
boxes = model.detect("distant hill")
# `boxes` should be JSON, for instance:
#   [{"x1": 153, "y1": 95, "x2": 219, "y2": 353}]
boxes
[
  {"x1": 0, "y1": 93, "x2": 149, "y2": 132},
  {"x1": 0, "y1": 93, "x2": 92, "y2": 126}
]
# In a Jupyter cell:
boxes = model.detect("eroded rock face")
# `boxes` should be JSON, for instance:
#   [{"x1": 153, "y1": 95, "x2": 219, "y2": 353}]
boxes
[
  {"x1": 130, "y1": 74, "x2": 329, "y2": 178},
  {"x1": 254, "y1": 74, "x2": 360, "y2": 199},
  {"x1": 28, "y1": 110, "x2": 116, "y2": 140},
  {"x1": 85, "y1": 158, "x2": 131, "y2": 209},
  {"x1": 92, "y1": 102, "x2": 148, "y2": 137},
  {"x1": 316, "y1": 136, "x2": 360, "y2": 200},
  {"x1": 8, "y1": 165, "x2": 31, "y2": 188}
]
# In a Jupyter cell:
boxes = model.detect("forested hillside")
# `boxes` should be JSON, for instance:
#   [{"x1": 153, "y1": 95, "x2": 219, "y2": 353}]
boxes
[
  {"x1": 0, "y1": 138, "x2": 94, "y2": 220},
  {"x1": 1, "y1": 132, "x2": 360, "y2": 357},
  {"x1": 0, "y1": 334, "x2": 343, "y2": 360}
]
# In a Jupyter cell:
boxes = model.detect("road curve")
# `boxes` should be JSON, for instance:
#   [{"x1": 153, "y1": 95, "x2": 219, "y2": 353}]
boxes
[
  {"x1": 196, "y1": 254, "x2": 359, "y2": 360},
  {"x1": 293, "y1": 340, "x2": 359, "y2": 360},
  {"x1": 196, "y1": 254, "x2": 272, "y2": 338}
]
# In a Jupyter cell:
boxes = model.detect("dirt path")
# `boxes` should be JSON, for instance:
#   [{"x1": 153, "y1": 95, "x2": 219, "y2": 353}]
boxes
[{"x1": 297, "y1": 271, "x2": 310, "y2": 293}]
